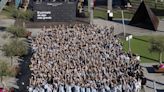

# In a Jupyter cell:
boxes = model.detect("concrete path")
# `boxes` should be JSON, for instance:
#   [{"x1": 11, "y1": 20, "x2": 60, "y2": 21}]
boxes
[
  {"x1": 26, "y1": 18, "x2": 164, "y2": 37},
  {"x1": 141, "y1": 63, "x2": 164, "y2": 92},
  {"x1": 27, "y1": 28, "x2": 43, "y2": 37},
  {"x1": 15, "y1": 47, "x2": 32, "y2": 92},
  {"x1": 93, "y1": 19, "x2": 164, "y2": 36},
  {"x1": 0, "y1": 19, "x2": 15, "y2": 27}
]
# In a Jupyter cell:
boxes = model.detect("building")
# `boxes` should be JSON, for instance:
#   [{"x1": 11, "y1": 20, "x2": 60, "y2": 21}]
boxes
[{"x1": 31, "y1": 0, "x2": 77, "y2": 22}]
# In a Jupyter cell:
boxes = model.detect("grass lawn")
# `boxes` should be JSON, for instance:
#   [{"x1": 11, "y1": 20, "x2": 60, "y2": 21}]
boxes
[
  {"x1": 92, "y1": 0, "x2": 164, "y2": 19},
  {"x1": 122, "y1": 36, "x2": 164, "y2": 63},
  {"x1": 93, "y1": 7, "x2": 164, "y2": 20},
  {"x1": 94, "y1": 8, "x2": 107, "y2": 19},
  {"x1": 93, "y1": 8, "x2": 134, "y2": 19}
]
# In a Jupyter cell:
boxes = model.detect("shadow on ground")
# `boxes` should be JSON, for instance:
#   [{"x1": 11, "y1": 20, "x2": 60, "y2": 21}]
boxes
[
  {"x1": 113, "y1": 19, "x2": 130, "y2": 25},
  {"x1": 140, "y1": 55, "x2": 159, "y2": 63},
  {"x1": 15, "y1": 39, "x2": 32, "y2": 92},
  {"x1": 145, "y1": 67, "x2": 155, "y2": 73},
  {"x1": 157, "y1": 89, "x2": 164, "y2": 92},
  {"x1": 146, "y1": 85, "x2": 164, "y2": 92},
  {"x1": 133, "y1": 37, "x2": 150, "y2": 43},
  {"x1": 0, "y1": 27, "x2": 6, "y2": 31},
  {"x1": 146, "y1": 78, "x2": 164, "y2": 85}
]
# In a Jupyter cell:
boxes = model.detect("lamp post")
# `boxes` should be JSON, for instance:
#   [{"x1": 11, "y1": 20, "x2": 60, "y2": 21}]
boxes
[
  {"x1": 126, "y1": 35, "x2": 133, "y2": 52},
  {"x1": 121, "y1": 10, "x2": 126, "y2": 37},
  {"x1": 90, "y1": 0, "x2": 94, "y2": 25},
  {"x1": 88, "y1": 0, "x2": 94, "y2": 25}
]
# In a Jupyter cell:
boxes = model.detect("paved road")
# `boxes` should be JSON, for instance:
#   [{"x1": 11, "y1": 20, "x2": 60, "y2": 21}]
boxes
[
  {"x1": 0, "y1": 19, "x2": 15, "y2": 27},
  {"x1": 93, "y1": 19, "x2": 164, "y2": 36}
]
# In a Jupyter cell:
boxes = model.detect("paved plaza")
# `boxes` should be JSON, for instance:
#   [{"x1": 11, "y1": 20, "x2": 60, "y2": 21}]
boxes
[
  {"x1": 141, "y1": 63, "x2": 164, "y2": 92},
  {"x1": 94, "y1": 19, "x2": 164, "y2": 92},
  {"x1": 1, "y1": 19, "x2": 164, "y2": 92},
  {"x1": 93, "y1": 19, "x2": 164, "y2": 36}
]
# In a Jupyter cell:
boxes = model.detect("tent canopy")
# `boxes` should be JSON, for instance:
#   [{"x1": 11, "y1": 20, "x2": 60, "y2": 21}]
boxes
[{"x1": 129, "y1": 1, "x2": 159, "y2": 31}]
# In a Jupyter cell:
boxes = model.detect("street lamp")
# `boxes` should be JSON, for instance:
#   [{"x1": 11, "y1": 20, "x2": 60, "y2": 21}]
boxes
[
  {"x1": 88, "y1": 0, "x2": 94, "y2": 25},
  {"x1": 126, "y1": 34, "x2": 133, "y2": 52},
  {"x1": 121, "y1": 10, "x2": 126, "y2": 37}
]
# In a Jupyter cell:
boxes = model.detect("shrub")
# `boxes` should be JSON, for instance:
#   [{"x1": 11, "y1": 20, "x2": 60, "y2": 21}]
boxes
[
  {"x1": 2, "y1": 39, "x2": 28, "y2": 65},
  {"x1": 7, "y1": 26, "x2": 27, "y2": 37},
  {"x1": 3, "y1": 39, "x2": 28, "y2": 56},
  {"x1": 22, "y1": 10, "x2": 33, "y2": 21},
  {"x1": 0, "y1": 60, "x2": 16, "y2": 82},
  {"x1": 2, "y1": 33, "x2": 8, "y2": 39},
  {"x1": 13, "y1": 10, "x2": 33, "y2": 21},
  {"x1": 4, "y1": 6, "x2": 33, "y2": 21}
]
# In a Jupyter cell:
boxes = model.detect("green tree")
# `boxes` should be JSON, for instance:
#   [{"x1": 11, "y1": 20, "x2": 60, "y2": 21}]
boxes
[
  {"x1": 149, "y1": 37, "x2": 164, "y2": 64},
  {"x1": 2, "y1": 44, "x2": 15, "y2": 66},
  {"x1": 13, "y1": 9, "x2": 33, "y2": 21},
  {"x1": 7, "y1": 26, "x2": 27, "y2": 38},
  {"x1": 0, "y1": 61, "x2": 16, "y2": 82},
  {"x1": 4, "y1": 5, "x2": 33, "y2": 21},
  {"x1": 0, "y1": 60, "x2": 17, "y2": 89},
  {"x1": 2, "y1": 39, "x2": 28, "y2": 66}
]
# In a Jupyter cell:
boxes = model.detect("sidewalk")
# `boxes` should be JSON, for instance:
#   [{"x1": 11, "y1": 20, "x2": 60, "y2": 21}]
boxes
[
  {"x1": 141, "y1": 63, "x2": 164, "y2": 92},
  {"x1": 0, "y1": 19, "x2": 15, "y2": 27},
  {"x1": 93, "y1": 19, "x2": 164, "y2": 36}
]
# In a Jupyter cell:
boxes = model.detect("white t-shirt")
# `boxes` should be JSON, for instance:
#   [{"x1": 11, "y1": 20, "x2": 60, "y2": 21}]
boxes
[{"x1": 28, "y1": 87, "x2": 33, "y2": 92}]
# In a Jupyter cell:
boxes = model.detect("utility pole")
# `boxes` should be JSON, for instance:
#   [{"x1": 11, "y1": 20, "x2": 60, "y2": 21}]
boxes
[
  {"x1": 88, "y1": 0, "x2": 94, "y2": 24},
  {"x1": 121, "y1": 10, "x2": 126, "y2": 37},
  {"x1": 107, "y1": 0, "x2": 112, "y2": 10}
]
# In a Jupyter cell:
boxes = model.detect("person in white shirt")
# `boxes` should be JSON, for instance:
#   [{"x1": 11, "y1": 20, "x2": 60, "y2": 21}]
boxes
[
  {"x1": 28, "y1": 86, "x2": 33, "y2": 92},
  {"x1": 58, "y1": 85, "x2": 65, "y2": 92}
]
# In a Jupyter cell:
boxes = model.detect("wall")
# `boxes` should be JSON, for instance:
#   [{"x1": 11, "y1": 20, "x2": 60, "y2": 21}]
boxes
[{"x1": 33, "y1": 2, "x2": 76, "y2": 22}]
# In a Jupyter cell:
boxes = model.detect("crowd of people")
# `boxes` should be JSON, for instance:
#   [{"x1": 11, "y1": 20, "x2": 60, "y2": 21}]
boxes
[{"x1": 28, "y1": 24, "x2": 144, "y2": 92}]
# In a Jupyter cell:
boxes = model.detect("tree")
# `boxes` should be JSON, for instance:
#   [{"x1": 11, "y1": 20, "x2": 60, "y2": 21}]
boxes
[
  {"x1": 14, "y1": 10, "x2": 33, "y2": 21},
  {"x1": 4, "y1": 5, "x2": 33, "y2": 21},
  {"x1": 2, "y1": 39, "x2": 28, "y2": 66},
  {"x1": 0, "y1": 61, "x2": 16, "y2": 82},
  {"x1": 0, "y1": 60, "x2": 17, "y2": 89},
  {"x1": 149, "y1": 37, "x2": 164, "y2": 64},
  {"x1": 0, "y1": 61, "x2": 9, "y2": 82},
  {"x1": 2, "y1": 44, "x2": 15, "y2": 66},
  {"x1": 7, "y1": 26, "x2": 27, "y2": 38}
]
